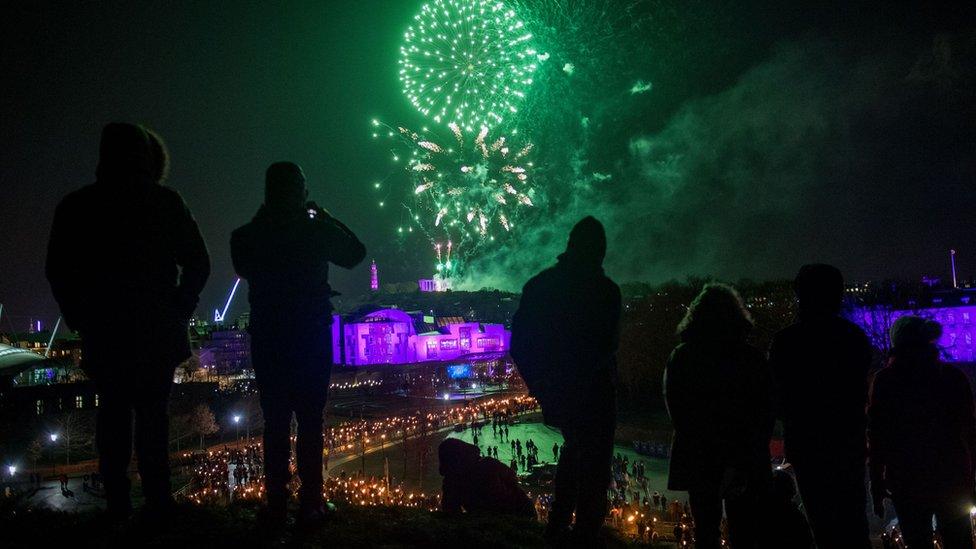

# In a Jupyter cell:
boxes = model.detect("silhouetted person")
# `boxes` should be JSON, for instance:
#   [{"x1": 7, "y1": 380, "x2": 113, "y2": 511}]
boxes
[
  {"x1": 767, "y1": 468, "x2": 814, "y2": 549},
  {"x1": 769, "y1": 264, "x2": 872, "y2": 548},
  {"x1": 46, "y1": 123, "x2": 210, "y2": 518},
  {"x1": 869, "y1": 316, "x2": 976, "y2": 548},
  {"x1": 511, "y1": 216, "x2": 621, "y2": 547},
  {"x1": 664, "y1": 284, "x2": 772, "y2": 549},
  {"x1": 439, "y1": 438, "x2": 535, "y2": 518},
  {"x1": 231, "y1": 162, "x2": 365, "y2": 525}
]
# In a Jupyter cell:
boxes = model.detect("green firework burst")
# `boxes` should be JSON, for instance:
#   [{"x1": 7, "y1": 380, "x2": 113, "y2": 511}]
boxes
[{"x1": 398, "y1": 0, "x2": 539, "y2": 133}]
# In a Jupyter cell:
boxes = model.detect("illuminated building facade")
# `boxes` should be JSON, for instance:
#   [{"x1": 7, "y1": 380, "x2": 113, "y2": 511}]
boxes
[
  {"x1": 332, "y1": 308, "x2": 510, "y2": 366},
  {"x1": 852, "y1": 289, "x2": 976, "y2": 362}
]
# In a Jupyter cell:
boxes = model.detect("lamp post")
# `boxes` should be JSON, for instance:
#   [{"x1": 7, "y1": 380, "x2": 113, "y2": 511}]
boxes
[
  {"x1": 49, "y1": 433, "x2": 59, "y2": 475},
  {"x1": 233, "y1": 415, "x2": 241, "y2": 443}
]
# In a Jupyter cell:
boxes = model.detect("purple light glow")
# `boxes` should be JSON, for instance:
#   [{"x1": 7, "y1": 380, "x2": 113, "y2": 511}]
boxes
[
  {"x1": 852, "y1": 303, "x2": 976, "y2": 362},
  {"x1": 332, "y1": 308, "x2": 510, "y2": 366}
]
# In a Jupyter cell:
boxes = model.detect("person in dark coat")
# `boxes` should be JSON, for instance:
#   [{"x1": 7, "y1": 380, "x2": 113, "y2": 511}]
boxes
[
  {"x1": 231, "y1": 162, "x2": 365, "y2": 524},
  {"x1": 869, "y1": 316, "x2": 976, "y2": 549},
  {"x1": 46, "y1": 123, "x2": 210, "y2": 518},
  {"x1": 439, "y1": 438, "x2": 535, "y2": 518},
  {"x1": 664, "y1": 283, "x2": 772, "y2": 549},
  {"x1": 769, "y1": 264, "x2": 872, "y2": 548},
  {"x1": 510, "y1": 216, "x2": 621, "y2": 546}
]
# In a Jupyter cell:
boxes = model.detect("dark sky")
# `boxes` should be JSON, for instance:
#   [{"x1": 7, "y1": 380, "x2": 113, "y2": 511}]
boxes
[{"x1": 1, "y1": 1, "x2": 974, "y2": 328}]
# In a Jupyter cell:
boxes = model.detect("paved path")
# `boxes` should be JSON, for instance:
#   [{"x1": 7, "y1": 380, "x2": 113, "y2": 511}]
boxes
[{"x1": 24, "y1": 479, "x2": 105, "y2": 512}]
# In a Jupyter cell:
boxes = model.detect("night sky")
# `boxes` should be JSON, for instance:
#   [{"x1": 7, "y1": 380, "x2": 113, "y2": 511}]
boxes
[{"x1": 2, "y1": 1, "x2": 974, "y2": 327}]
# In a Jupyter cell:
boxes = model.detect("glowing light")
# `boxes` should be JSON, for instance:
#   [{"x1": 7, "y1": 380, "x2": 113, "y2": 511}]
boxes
[
  {"x1": 398, "y1": 0, "x2": 537, "y2": 132},
  {"x1": 213, "y1": 278, "x2": 241, "y2": 323},
  {"x1": 49, "y1": 433, "x2": 58, "y2": 442}
]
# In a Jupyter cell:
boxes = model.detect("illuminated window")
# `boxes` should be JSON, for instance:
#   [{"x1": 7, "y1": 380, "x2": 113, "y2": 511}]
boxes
[
  {"x1": 478, "y1": 337, "x2": 501, "y2": 349},
  {"x1": 75, "y1": 395, "x2": 83, "y2": 409},
  {"x1": 459, "y1": 328, "x2": 471, "y2": 350},
  {"x1": 426, "y1": 340, "x2": 438, "y2": 359},
  {"x1": 966, "y1": 332, "x2": 973, "y2": 346},
  {"x1": 36, "y1": 400, "x2": 44, "y2": 415},
  {"x1": 95, "y1": 394, "x2": 99, "y2": 407},
  {"x1": 439, "y1": 339, "x2": 459, "y2": 351}
]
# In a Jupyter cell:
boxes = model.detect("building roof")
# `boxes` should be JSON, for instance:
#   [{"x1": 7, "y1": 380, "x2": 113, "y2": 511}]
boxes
[{"x1": 0, "y1": 343, "x2": 49, "y2": 378}]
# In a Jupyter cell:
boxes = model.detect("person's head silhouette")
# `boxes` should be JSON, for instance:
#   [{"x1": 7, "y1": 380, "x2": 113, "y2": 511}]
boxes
[
  {"x1": 559, "y1": 216, "x2": 607, "y2": 267},
  {"x1": 264, "y1": 161, "x2": 308, "y2": 214},
  {"x1": 677, "y1": 283, "x2": 753, "y2": 342},
  {"x1": 95, "y1": 122, "x2": 153, "y2": 183},
  {"x1": 890, "y1": 315, "x2": 942, "y2": 362},
  {"x1": 794, "y1": 263, "x2": 844, "y2": 318}
]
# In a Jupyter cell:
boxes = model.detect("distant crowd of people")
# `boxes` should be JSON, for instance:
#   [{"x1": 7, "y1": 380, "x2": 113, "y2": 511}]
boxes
[{"x1": 44, "y1": 123, "x2": 976, "y2": 548}]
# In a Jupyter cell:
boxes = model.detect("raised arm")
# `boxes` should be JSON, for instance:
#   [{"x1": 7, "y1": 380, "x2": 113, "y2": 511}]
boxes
[{"x1": 316, "y1": 214, "x2": 366, "y2": 269}]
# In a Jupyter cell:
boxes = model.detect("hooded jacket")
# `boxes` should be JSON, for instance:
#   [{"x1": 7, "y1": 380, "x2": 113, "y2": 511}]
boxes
[
  {"x1": 46, "y1": 123, "x2": 210, "y2": 366},
  {"x1": 510, "y1": 217, "x2": 621, "y2": 428},
  {"x1": 868, "y1": 348, "x2": 976, "y2": 499}
]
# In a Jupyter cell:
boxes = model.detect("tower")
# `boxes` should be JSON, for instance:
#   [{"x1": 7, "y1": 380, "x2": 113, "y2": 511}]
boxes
[{"x1": 370, "y1": 259, "x2": 379, "y2": 291}]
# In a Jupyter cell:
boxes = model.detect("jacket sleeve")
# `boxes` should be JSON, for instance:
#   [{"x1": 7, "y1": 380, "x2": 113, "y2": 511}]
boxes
[
  {"x1": 316, "y1": 215, "x2": 366, "y2": 269},
  {"x1": 45, "y1": 199, "x2": 84, "y2": 331},
  {"x1": 171, "y1": 194, "x2": 211, "y2": 317}
]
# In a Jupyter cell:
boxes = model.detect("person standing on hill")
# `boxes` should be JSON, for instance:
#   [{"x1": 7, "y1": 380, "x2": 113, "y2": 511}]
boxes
[
  {"x1": 231, "y1": 162, "x2": 365, "y2": 526},
  {"x1": 511, "y1": 216, "x2": 622, "y2": 547},
  {"x1": 46, "y1": 123, "x2": 210, "y2": 520},
  {"x1": 664, "y1": 284, "x2": 773, "y2": 549},
  {"x1": 770, "y1": 264, "x2": 873, "y2": 548},
  {"x1": 869, "y1": 316, "x2": 976, "y2": 549}
]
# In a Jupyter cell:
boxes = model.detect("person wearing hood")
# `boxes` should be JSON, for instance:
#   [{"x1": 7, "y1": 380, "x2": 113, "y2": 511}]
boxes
[
  {"x1": 663, "y1": 284, "x2": 772, "y2": 549},
  {"x1": 438, "y1": 438, "x2": 535, "y2": 517},
  {"x1": 868, "y1": 316, "x2": 976, "y2": 548},
  {"x1": 46, "y1": 123, "x2": 211, "y2": 519},
  {"x1": 510, "y1": 216, "x2": 621, "y2": 546},
  {"x1": 230, "y1": 162, "x2": 365, "y2": 526},
  {"x1": 769, "y1": 264, "x2": 873, "y2": 548}
]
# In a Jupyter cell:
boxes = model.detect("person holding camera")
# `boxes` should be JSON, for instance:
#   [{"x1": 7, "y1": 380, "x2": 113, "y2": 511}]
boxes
[{"x1": 231, "y1": 162, "x2": 365, "y2": 526}]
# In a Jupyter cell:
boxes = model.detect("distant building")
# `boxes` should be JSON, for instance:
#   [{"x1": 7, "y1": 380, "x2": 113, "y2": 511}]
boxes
[
  {"x1": 370, "y1": 260, "x2": 379, "y2": 291},
  {"x1": 332, "y1": 308, "x2": 510, "y2": 366},
  {"x1": 853, "y1": 288, "x2": 976, "y2": 362},
  {"x1": 418, "y1": 276, "x2": 451, "y2": 292},
  {"x1": 199, "y1": 328, "x2": 251, "y2": 375}
]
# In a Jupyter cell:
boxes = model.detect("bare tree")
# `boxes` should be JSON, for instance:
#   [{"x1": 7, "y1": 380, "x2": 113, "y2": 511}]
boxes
[
  {"x1": 189, "y1": 404, "x2": 219, "y2": 450},
  {"x1": 53, "y1": 411, "x2": 94, "y2": 465},
  {"x1": 27, "y1": 440, "x2": 43, "y2": 474}
]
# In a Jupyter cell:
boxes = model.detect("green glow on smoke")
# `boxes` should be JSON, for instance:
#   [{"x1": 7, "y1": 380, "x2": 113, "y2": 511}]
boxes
[{"x1": 398, "y1": 0, "x2": 538, "y2": 133}]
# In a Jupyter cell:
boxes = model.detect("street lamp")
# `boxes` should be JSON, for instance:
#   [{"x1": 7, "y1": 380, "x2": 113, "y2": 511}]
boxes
[
  {"x1": 233, "y1": 415, "x2": 241, "y2": 442},
  {"x1": 7, "y1": 465, "x2": 16, "y2": 477},
  {"x1": 49, "y1": 433, "x2": 59, "y2": 475}
]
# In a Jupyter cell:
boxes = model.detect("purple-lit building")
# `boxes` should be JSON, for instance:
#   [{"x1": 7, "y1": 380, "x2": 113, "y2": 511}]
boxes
[
  {"x1": 852, "y1": 289, "x2": 976, "y2": 362},
  {"x1": 332, "y1": 308, "x2": 510, "y2": 366}
]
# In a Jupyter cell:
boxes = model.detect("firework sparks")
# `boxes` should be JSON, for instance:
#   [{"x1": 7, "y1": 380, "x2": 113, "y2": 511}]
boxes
[{"x1": 398, "y1": 0, "x2": 538, "y2": 132}]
